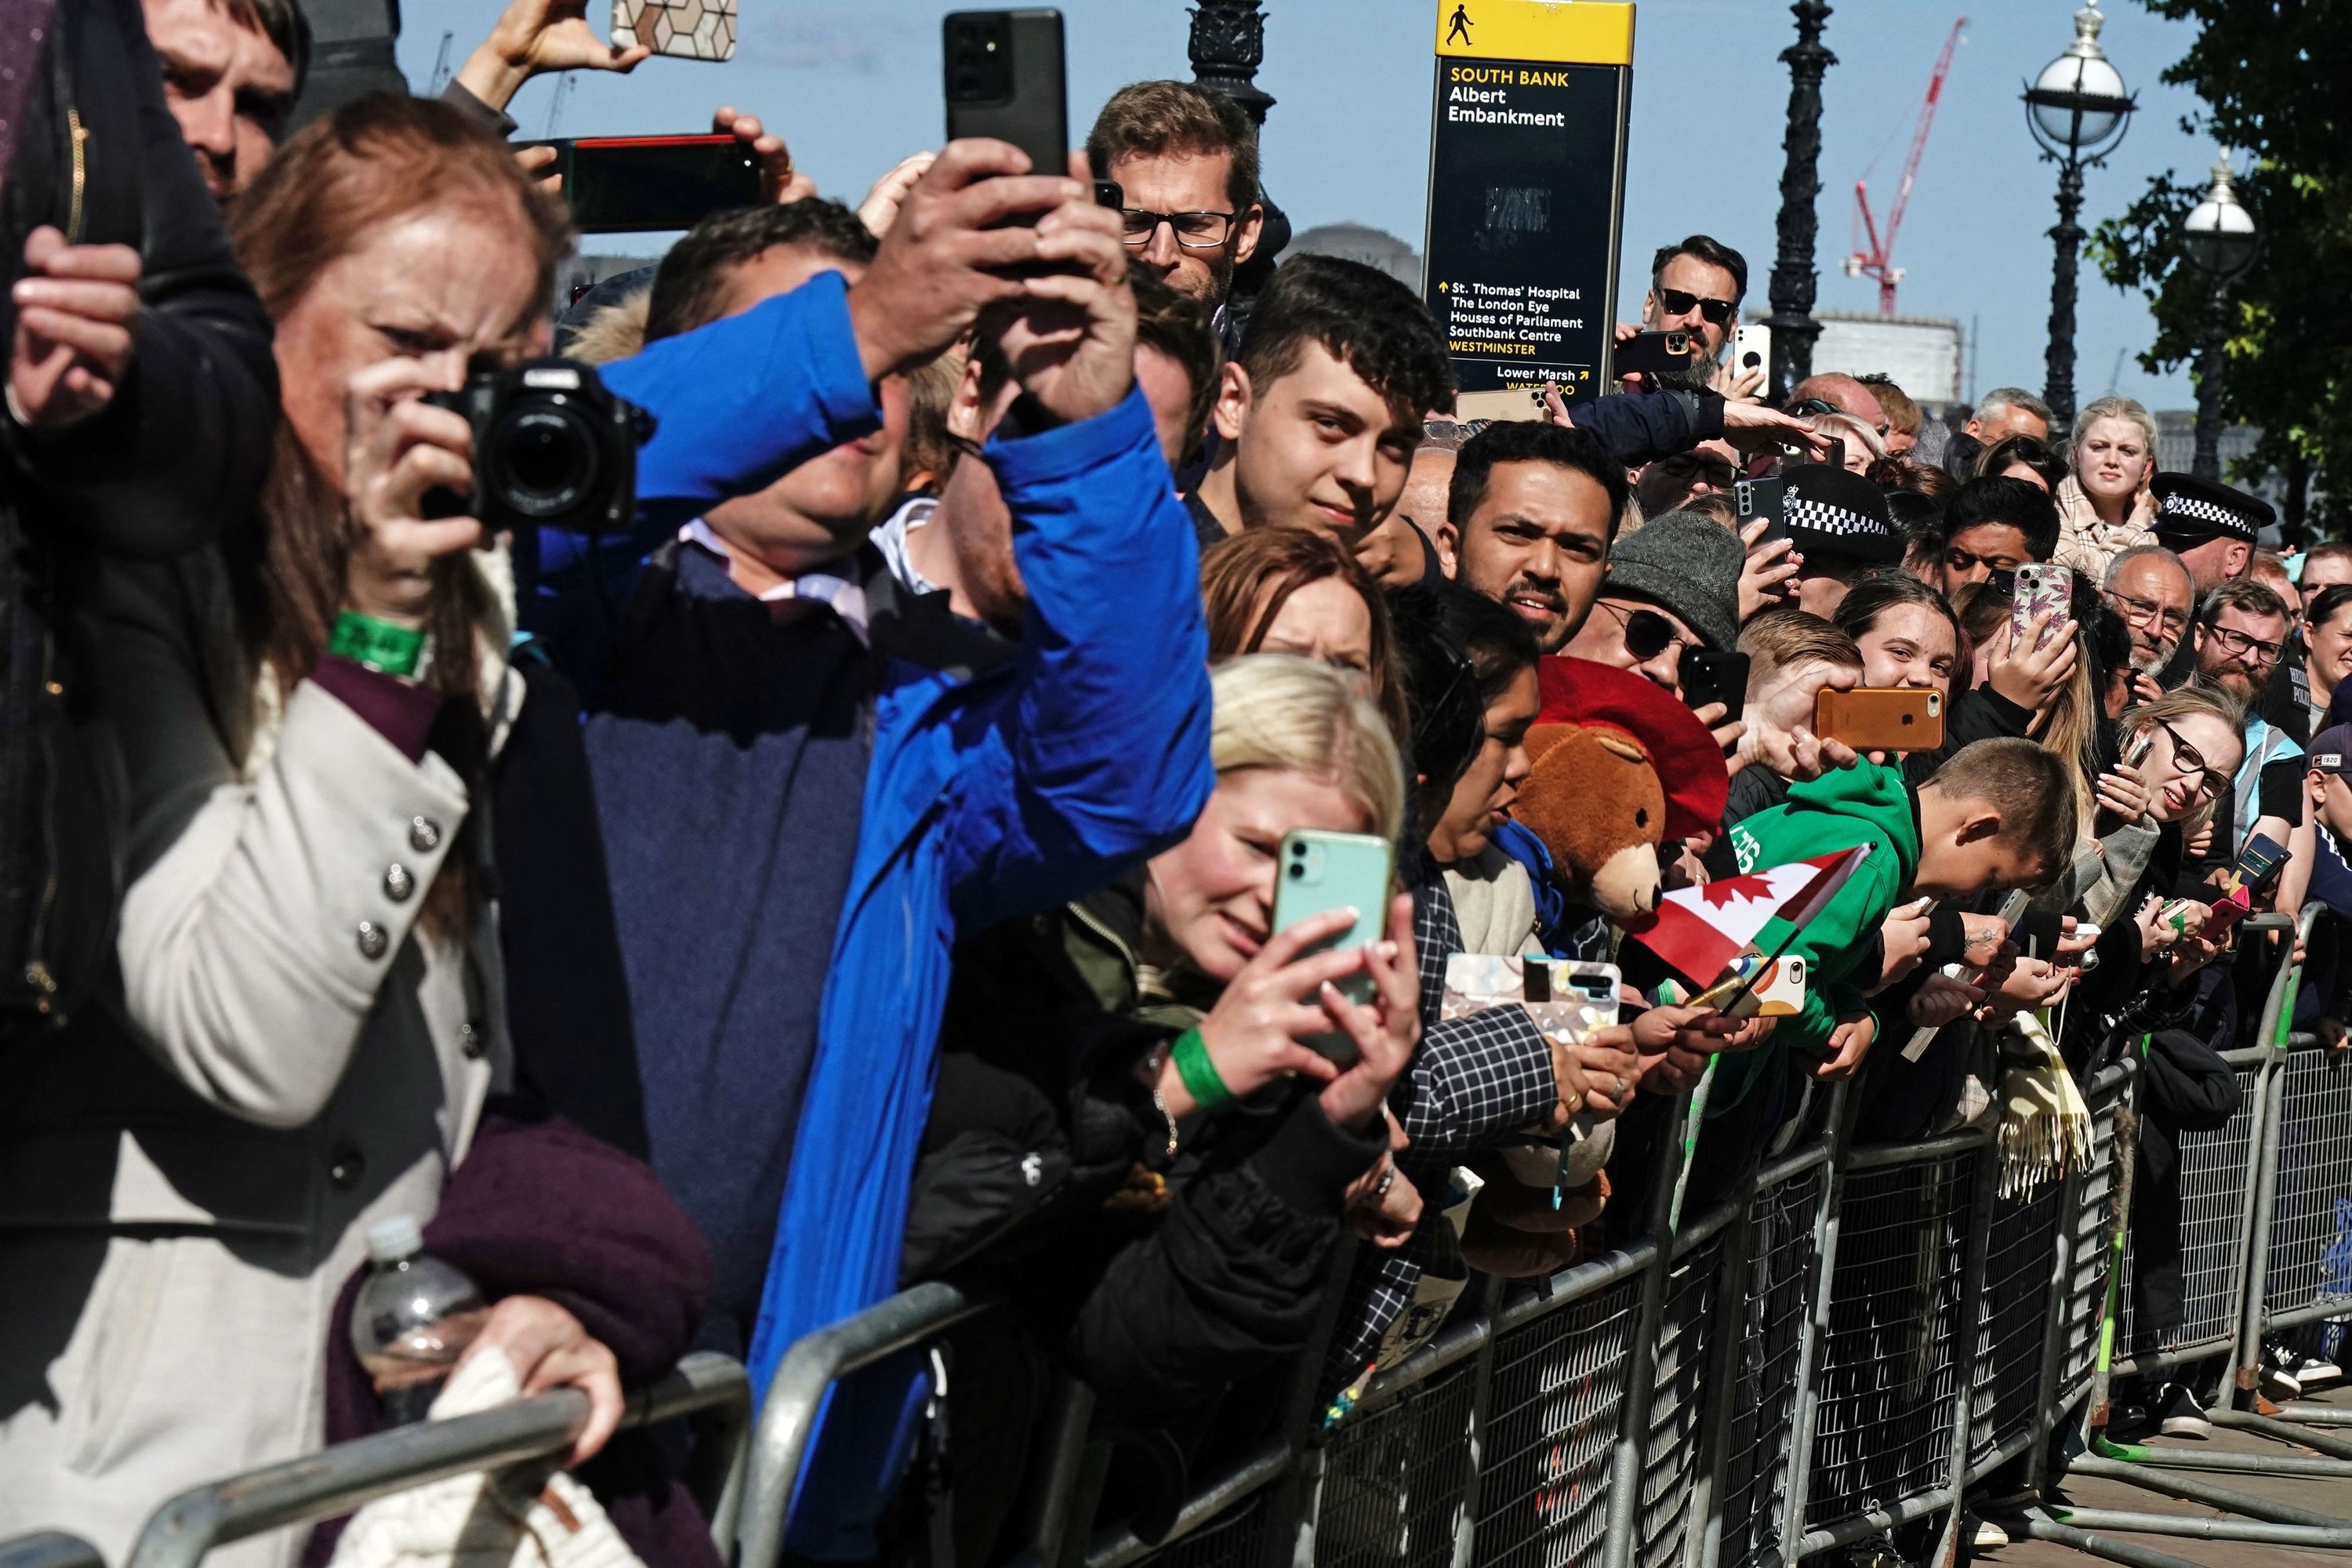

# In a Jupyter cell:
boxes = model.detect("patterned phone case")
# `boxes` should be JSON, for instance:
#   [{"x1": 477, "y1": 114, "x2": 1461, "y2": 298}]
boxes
[
  {"x1": 2013, "y1": 563, "x2": 2073, "y2": 648},
  {"x1": 613, "y1": 0, "x2": 737, "y2": 61}
]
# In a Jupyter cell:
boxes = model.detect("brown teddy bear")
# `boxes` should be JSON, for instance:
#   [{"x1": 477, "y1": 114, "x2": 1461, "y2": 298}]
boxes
[
  {"x1": 1513, "y1": 655, "x2": 1729, "y2": 921},
  {"x1": 1455, "y1": 659, "x2": 1729, "y2": 1278}
]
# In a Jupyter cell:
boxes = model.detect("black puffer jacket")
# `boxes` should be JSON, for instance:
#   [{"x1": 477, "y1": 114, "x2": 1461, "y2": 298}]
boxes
[
  {"x1": 0, "y1": 0, "x2": 278, "y2": 1036},
  {"x1": 904, "y1": 873, "x2": 1385, "y2": 1422}
]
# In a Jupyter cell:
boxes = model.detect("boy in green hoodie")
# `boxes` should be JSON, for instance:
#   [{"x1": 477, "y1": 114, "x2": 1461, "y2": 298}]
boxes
[{"x1": 1725, "y1": 736, "x2": 2077, "y2": 1080}]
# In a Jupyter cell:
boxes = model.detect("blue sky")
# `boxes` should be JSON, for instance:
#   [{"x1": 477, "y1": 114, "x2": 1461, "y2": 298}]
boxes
[{"x1": 396, "y1": 0, "x2": 2221, "y2": 408}]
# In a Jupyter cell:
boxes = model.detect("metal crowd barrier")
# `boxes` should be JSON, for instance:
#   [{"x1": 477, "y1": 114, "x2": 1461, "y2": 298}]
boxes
[
  {"x1": 86, "y1": 903, "x2": 2316, "y2": 1568},
  {"x1": 118, "y1": 1350, "x2": 750, "y2": 1568}
]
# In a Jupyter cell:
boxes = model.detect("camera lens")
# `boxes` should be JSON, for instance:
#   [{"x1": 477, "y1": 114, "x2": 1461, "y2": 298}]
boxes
[
  {"x1": 1288, "y1": 864, "x2": 1305, "y2": 879},
  {"x1": 488, "y1": 402, "x2": 600, "y2": 520}
]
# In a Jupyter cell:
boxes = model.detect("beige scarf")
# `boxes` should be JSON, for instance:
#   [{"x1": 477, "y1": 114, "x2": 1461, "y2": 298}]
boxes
[{"x1": 2052, "y1": 474, "x2": 2157, "y2": 580}]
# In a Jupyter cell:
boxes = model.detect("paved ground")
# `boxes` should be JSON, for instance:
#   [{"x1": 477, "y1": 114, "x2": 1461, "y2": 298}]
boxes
[{"x1": 1990, "y1": 1382, "x2": 2352, "y2": 1568}]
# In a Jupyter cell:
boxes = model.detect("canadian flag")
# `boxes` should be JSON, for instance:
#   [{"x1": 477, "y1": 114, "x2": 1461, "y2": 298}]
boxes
[{"x1": 1622, "y1": 846, "x2": 1872, "y2": 987}]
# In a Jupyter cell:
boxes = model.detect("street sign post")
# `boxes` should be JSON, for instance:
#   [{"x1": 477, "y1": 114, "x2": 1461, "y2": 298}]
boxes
[{"x1": 1425, "y1": 1, "x2": 1635, "y2": 416}]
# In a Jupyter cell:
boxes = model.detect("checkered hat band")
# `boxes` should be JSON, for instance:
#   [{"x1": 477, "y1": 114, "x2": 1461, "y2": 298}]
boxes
[
  {"x1": 1785, "y1": 495, "x2": 1885, "y2": 539},
  {"x1": 2160, "y1": 493, "x2": 2253, "y2": 535}
]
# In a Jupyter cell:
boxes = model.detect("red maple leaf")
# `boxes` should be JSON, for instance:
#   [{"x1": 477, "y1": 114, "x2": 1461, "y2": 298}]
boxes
[{"x1": 1698, "y1": 877, "x2": 1765, "y2": 909}]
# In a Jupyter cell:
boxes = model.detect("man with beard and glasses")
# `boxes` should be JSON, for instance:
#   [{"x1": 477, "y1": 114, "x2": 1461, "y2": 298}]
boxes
[
  {"x1": 1446, "y1": 420, "x2": 1623, "y2": 655},
  {"x1": 2103, "y1": 543, "x2": 2193, "y2": 701},
  {"x1": 1086, "y1": 81, "x2": 1264, "y2": 338},
  {"x1": 2190, "y1": 579, "x2": 2303, "y2": 868}
]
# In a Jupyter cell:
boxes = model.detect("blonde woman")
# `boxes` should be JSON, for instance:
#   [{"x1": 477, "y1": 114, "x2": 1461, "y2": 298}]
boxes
[
  {"x1": 2055, "y1": 396, "x2": 2160, "y2": 577},
  {"x1": 898, "y1": 654, "x2": 1414, "y2": 1546}
]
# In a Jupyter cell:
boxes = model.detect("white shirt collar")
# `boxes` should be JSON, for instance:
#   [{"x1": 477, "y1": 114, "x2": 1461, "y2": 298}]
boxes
[{"x1": 679, "y1": 519, "x2": 870, "y2": 644}]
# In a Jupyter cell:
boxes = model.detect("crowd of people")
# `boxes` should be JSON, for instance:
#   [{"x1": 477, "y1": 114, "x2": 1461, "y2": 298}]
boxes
[{"x1": 0, "y1": 2, "x2": 2340, "y2": 1565}]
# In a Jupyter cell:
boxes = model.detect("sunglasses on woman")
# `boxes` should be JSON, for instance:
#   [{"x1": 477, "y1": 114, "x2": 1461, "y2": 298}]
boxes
[
  {"x1": 1598, "y1": 600, "x2": 1695, "y2": 662},
  {"x1": 1654, "y1": 286, "x2": 1737, "y2": 327}
]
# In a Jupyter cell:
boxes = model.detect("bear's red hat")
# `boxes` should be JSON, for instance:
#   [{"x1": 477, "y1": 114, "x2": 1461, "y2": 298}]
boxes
[{"x1": 1533, "y1": 656, "x2": 1728, "y2": 840}]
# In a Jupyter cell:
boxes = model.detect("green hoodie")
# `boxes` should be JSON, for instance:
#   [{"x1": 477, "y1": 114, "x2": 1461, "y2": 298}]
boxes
[{"x1": 1712, "y1": 760, "x2": 1922, "y2": 1105}]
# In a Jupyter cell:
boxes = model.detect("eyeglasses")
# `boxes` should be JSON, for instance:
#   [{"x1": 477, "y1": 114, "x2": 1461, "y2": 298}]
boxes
[
  {"x1": 1944, "y1": 543, "x2": 2027, "y2": 575},
  {"x1": 1598, "y1": 599, "x2": 1696, "y2": 662},
  {"x1": 2104, "y1": 587, "x2": 2188, "y2": 638},
  {"x1": 1653, "y1": 451, "x2": 1740, "y2": 488},
  {"x1": 2202, "y1": 622, "x2": 2284, "y2": 668},
  {"x1": 1120, "y1": 209, "x2": 1239, "y2": 249},
  {"x1": 2152, "y1": 717, "x2": 2224, "y2": 802},
  {"x1": 1654, "y1": 285, "x2": 1737, "y2": 327}
]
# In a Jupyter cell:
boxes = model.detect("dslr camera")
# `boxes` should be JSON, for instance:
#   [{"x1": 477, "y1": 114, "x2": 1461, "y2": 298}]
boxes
[{"x1": 422, "y1": 358, "x2": 652, "y2": 534}]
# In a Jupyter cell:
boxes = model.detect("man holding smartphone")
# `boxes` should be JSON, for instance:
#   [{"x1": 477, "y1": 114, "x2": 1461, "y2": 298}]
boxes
[
  {"x1": 1614, "y1": 235, "x2": 1751, "y2": 396},
  {"x1": 1086, "y1": 81, "x2": 1265, "y2": 332}
]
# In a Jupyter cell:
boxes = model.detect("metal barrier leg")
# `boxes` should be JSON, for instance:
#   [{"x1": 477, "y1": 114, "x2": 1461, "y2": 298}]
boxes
[
  {"x1": 2229, "y1": 909, "x2": 2316, "y2": 1407},
  {"x1": 2018, "y1": 1509, "x2": 2209, "y2": 1568},
  {"x1": 1926, "y1": 1138, "x2": 2002, "y2": 1565},
  {"x1": 1680, "y1": 1165, "x2": 1761, "y2": 1568},
  {"x1": 1771, "y1": 1078, "x2": 1858, "y2": 1561},
  {"x1": 1599, "y1": 1088, "x2": 1697, "y2": 1568},
  {"x1": 0, "y1": 1536, "x2": 105, "y2": 1568}
]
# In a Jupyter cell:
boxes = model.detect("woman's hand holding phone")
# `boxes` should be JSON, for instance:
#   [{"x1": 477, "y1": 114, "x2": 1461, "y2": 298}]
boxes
[
  {"x1": 1312, "y1": 895, "x2": 1422, "y2": 1131},
  {"x1": 2095, "y1": 762, "x2": 2152, "y2": 823},
  {"x1": 1172, "y1": 907, "x2": 1358, "y2": 1114},
  {"x1": 1987, "y1": 612, "x2": 2079, "y2": 713}
]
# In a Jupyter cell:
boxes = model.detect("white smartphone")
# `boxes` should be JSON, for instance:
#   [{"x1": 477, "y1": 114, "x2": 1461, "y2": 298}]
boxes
[
  {"x1": 1731, "y1": 322, "x2": 1772, "y2": 387},
  {"x1": 612, "y1": 0, "x2": 737, "y2": 61}
]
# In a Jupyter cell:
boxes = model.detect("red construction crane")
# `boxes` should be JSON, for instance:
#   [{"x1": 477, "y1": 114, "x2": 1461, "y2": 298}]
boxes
[{"x1": 1845, "y1": 17, "x2": 1966, "y2": 315}]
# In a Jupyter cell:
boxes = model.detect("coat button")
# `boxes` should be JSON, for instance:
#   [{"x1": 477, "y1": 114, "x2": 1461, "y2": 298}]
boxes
[
  {"x1": 383, "y1": 863, "x2": 415, "y2": 902},
  {"x1": 459, "y1": 1021, "x2": 485, "y2": 1059},
  {"x1": 356, "y1": 921, "x2": 388, "y2": 960},
  {"x1": 328, "y1": 1141, "x2": 365, "y2": 1189},
  {"x1": 408, "y1": 817, "x2": 442, "y2": 853}
]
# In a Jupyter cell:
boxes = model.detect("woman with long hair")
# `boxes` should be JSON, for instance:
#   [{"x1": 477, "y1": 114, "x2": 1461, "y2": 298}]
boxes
[
  {"x1": 2304, "y1": 584, "x2": 2352, "y2": 734},
  {"x1": 0, "y1": 96, "x2": 625, "y2": 1555},
  {"x1": 2053, "y1": 395, "x2": 2160, "y2": 577}
]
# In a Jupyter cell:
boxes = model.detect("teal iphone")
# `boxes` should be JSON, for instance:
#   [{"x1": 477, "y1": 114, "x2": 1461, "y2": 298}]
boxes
[{"x1": 1271, "y1": 828, "x2": 1396, "y2": 1065}]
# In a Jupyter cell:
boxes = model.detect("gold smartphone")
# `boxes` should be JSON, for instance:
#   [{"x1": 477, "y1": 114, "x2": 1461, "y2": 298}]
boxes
[{"x1": 1815, "y1": 687, "x2": 1944, "y2": 752}]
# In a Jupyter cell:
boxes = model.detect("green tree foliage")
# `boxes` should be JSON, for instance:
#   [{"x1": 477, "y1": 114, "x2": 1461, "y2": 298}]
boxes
[{"x1": 2090, "y1": 1, "x2": 2350, "y2": 535}]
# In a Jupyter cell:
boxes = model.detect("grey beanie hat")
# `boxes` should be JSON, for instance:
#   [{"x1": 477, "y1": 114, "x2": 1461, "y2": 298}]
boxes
[{"x1": 1599, "y1": 511, "x2": 1744, "y2": 652}]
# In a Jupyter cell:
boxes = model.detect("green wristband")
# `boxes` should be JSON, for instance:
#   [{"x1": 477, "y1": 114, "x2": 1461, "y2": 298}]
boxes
[
  {"x1": 329, "y1": 610, "x2": 425, "y2": 679},
  {"x1": 1171, "y1": 1026, "x2": 1233, "y2": 1112}
]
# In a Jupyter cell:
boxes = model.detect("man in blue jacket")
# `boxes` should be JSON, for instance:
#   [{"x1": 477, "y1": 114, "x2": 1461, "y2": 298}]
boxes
[{"x1": 555, "y1": 143, "x2": 1213, "y2": 1549}]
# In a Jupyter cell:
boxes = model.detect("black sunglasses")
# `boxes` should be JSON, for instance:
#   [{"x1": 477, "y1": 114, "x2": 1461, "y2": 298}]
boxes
[
  {"x1": 1600, "y1": 601, "x2": 1695, "y2": 661},
  {"x1": 1655, "y1": 285, "x2": 1737, "y2": 326}
]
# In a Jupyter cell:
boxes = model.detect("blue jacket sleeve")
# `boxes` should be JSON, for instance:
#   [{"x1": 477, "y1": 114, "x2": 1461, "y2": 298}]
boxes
[
  {"x1": 597, "y1": 269, "x2": 878, "y2": 528},
  {"x1": 1566, "y1": 387, "x2": 1726, "y2": 467},
  {"x1": 947, "y1": 386, "x2": 1216, "y2": 925}
]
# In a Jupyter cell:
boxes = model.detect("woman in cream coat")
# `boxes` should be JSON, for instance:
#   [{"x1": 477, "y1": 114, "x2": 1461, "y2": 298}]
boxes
[{"x1": 0, "y1": 98, "x2": 622, "y2": 1565}]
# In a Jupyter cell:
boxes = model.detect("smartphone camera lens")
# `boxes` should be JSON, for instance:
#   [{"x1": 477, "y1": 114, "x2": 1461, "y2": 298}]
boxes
[{"x1": 1288, "y1": 864, "x2": 1304, "y2": 879}]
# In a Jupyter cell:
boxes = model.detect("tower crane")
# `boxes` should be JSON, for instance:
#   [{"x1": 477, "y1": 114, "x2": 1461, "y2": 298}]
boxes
[{"x1": 1844, "y1": 17, "x2": 1965, "y2": 315}]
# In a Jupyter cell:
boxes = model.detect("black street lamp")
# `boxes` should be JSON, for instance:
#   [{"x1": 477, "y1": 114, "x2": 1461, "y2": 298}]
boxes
[
  {"x1": 1187, "y1": 0, "x2": 1290, "y2": 306},
  {"x1": 1764, "y1": 0, "x2": 1835, "y2": 403},
  {"x1": 2024, "y1": 2, "x2": 2135, "y2": 433},
  {"x1": 2178, "y1": 154, "x2": 2258, "y2": 481}
]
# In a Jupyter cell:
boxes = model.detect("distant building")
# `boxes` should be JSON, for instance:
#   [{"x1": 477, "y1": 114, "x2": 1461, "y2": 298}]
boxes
[
  {"x1": 1804, "y1": 310, "x2": 1963, "y2": 408},
  {"x1": 558, "y1": 253, "x2": 657, "y2": 310},
  {"x1": 1288, "y1": 222, "x2": 1421, "y2": 294}
]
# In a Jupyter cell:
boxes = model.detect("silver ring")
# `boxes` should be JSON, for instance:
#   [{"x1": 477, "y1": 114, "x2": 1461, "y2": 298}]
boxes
[
  {"x1": 1613, "y1": 1074, "x2": 1627, "y2": 1101},
  {"x1": 1373, "y1": 1163, "x2": 1396, "y2": 1200}
]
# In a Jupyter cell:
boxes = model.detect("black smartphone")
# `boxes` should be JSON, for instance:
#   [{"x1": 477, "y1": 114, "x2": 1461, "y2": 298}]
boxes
[
  {"x1": 1613, "y1": 328, "x2": 1694, "y2": 379},
  {"x1": 1734, "y1": 476, "x2": 1788, "y2": 549},
  {"x1": 1681, "y1": 649, "x2": 1750, "y2": 716},
  {"x1": 943, "y1": 9, "x2": 1068, "y2": 179},
  {"x1": 517, "y1": 135, "x2": 760, "y2": 233}
]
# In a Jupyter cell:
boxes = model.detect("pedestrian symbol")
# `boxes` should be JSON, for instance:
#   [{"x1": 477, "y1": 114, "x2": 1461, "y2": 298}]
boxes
[{"x1": 1446, "y1": 4, "x2": 1472, "y2": 45}]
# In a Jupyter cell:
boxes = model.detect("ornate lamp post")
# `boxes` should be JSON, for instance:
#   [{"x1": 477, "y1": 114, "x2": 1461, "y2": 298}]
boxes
[
  {"x1": 1187, "y1": 0, "x2": 1289, "y2": 303},
  {"x1": 1764, "y1": 0, "x2": 1835, "y2": 403},
  {"x1": 2024, "y1": 2, "x2": 2135, "y2": 432},
  {"x1": 2178, "y1": 154, "x2": 2258, "y2": 481}
]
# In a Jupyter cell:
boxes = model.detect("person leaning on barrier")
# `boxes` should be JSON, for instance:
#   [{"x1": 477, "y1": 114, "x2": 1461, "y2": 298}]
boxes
[
  {"x1": 0, "y1": 94, "x2": 640, "y2": 1560},
  {"x1": 901, "y1": 655, "x2": 1411, "y2": 1558}
]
